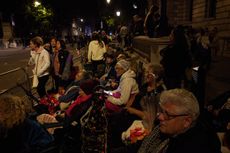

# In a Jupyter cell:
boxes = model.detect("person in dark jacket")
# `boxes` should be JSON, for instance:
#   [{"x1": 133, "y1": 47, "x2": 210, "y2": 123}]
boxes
[
  {"x1": 0, "y1": 94, "x2": 54, "y2": 153},
  {"x1": 50, "y1": 39, "x2": 73, "y2": 92},
  {"x1": 143, "y1": 5, "x2": 159, "y2": 38},
  {"x1": 138, "y1": 88, "x2": 221, "y2": 153},
  {"x1": 160, "y1": 25, "x2": 192, "y2": 89},
  {"x1": 99, "y1": 50, "x2": 118, "y2": 89}
]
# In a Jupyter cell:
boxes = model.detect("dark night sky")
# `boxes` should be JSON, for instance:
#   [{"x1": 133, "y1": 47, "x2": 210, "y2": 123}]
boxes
[
  {"x1": 50, "y1": 0, "x2": 100, "y2": 18},
  {"x1": 0, "y1": 0, "x2": 100, "y2": 19},
  {"x1": 0, "y1": 0, "x2": 146, "y2": 33},
  {"x1": 0, "y1": 0, "x2": 141, "y2": 20}
]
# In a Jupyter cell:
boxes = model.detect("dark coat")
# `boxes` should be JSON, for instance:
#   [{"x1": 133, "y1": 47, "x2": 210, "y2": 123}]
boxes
[
  {"x1": 138, "y1": 119, "x2": 221, "y2": 153},
  {"x1": 0, "y1": 118, "x2": 54, "y2": 153},
  {"x1": 58, "y1": 49, "x2": 69, "y2": 75},
  {"x1": 165, "y1": 120, "x2": 221, "y2": 153}
]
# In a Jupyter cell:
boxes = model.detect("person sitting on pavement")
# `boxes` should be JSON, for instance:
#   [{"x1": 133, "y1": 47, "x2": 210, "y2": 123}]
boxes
[
  {"x1": 0, "y1": 94, "x2": 54, "y2": 153},
  {"x1": 105, "y1": 59, "x2": 139, "y2": 113},
  {"x1": 140, "y1": 63, "x2": 167, "y2": 97},
  {"x1": 37, "y1": 79, "x2": 99, "y2": 129},
  {"x1": 137, "y1": 88, "x2": 221, "y2": 153},
  {"x1": 57, "y1": 69, "x2": 92, "y2": 104},
  {"x1": 99, "y1": 50, "x2": 118, "y2": 89},
  {"x1": 125, "y1": 64, "x2": 167, "y2": 131}
]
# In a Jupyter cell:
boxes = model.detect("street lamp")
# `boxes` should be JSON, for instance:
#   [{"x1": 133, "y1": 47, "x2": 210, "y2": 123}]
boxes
[
  {"x1": 106, "y1": 0, "x2": 111, "y2": 4},
  {"x1": 34, "y1": 1, "x2": 41, "y2": 7},
  {"x1": 133, "y1": 4, "x2": 138, "y2": 9},
  {"x1": 116, "y1": 11, "x2": 121, "y2": 17}
]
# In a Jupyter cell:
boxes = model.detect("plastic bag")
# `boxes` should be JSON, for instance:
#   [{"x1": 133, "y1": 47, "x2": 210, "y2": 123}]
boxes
[{"x1": 32, "y1": 74, "x2": 39, "y2": 88}]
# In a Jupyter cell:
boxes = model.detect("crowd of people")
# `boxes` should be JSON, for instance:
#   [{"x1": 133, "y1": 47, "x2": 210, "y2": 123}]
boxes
[{"x1": 0, "y1": 9, "x2": 227, "y2": 153}]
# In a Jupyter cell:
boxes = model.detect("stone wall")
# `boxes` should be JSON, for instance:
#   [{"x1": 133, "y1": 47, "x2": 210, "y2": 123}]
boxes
[
  {"x1": 132, "y1": 36, "x2": 170, "y2": 64},
  {"x1": 168, "y1": 0, "x2": 230, "y2": 37}
]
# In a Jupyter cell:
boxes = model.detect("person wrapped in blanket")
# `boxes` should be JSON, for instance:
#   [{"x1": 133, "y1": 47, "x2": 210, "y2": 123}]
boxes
[
  {"x1": 36, "y1": 79, "x2": 99, "y2": 134},
  {"x1": 0, "y1": 94, "x2": 54, "y2": 153},
  {"x1": 57, "y1": 70, "x2": 92, "y2": 106},
  {"x1": 36, "y1": 69, "x2": 92, "y2": 115}
]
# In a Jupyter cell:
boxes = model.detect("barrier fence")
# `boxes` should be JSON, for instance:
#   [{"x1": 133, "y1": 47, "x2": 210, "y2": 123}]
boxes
[{"x1": 0, "y1": 67, "x2": 37, "y2": 104}]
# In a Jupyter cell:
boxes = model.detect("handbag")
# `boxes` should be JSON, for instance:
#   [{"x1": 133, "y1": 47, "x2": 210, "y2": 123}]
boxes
[
  {"x1": 32, "y1": 54, "x2": 40, "y2": 88},
  {"x1": 32, "y1": 74, "x2": 39, "y2": 88}
]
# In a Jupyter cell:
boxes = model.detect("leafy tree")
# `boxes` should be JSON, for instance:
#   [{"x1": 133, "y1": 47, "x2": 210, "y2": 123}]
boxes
[{"x1": 25, "y1": 2, "x2": 54, "y2": 36}]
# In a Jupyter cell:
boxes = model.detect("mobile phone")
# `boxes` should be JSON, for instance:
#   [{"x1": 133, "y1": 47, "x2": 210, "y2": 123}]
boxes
[{"x1": 104, "y1": 90, "x2": 113, "y2": 96}]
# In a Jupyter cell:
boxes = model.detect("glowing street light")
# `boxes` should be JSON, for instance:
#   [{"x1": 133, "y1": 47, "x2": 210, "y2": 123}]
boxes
[
  {"x1": 116, "y1": 11, "x2": 121, "y2": 17},
  {"x1": 133, "y1": 4, "x2": 138, "y2": 9},
  {"x1": 106, "y1": 0, "x2": 111, "y2": 4},
  {"x1": 34, "y1": 1, "x2": 41, "y2": 7}
]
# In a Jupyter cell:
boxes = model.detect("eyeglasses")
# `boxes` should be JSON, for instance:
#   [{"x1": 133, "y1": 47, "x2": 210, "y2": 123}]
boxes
[{"x1": 158, "y1": 106, "x2": 189, "y2": 120}]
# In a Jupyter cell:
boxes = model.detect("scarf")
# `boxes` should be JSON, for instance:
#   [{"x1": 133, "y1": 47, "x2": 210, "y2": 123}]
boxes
[{"x1": 138, "y1": 125, "x2": 170, "y2": 153}]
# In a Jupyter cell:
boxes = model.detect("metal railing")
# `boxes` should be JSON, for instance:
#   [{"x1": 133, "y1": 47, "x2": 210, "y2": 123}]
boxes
[{"x1": 0, "y1": 67, "x2": 34, "y2": 98}]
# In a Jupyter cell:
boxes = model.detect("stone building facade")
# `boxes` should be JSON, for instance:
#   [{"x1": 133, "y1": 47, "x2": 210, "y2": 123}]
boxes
[{"x1": 147, "y1": 0, "x2": 230, "y2": 37}]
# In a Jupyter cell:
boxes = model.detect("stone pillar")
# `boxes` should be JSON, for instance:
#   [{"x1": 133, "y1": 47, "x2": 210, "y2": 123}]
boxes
[
  {"x1": 2, "y1": 22, "x2": 12, "y2": 48},
  {"x1": 132, "y1": 36, "x2": 170, "y2": 64}
]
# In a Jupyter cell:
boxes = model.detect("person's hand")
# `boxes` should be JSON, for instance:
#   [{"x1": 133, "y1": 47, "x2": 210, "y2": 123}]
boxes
[
  {"x1": 110, "y1": 81, "x2": 118, "y2": 88},
  {"x1": 100, "y1": 75, "x2": 106, "y2": 81}
]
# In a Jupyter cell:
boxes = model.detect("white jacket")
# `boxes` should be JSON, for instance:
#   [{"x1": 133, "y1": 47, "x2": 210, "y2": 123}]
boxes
[
  {"x1": 107, "y1": 69, "x2": 139, "y2": 105},
  {"x1": 28, "y1": 47, "x2": 50, "y2": 77}
]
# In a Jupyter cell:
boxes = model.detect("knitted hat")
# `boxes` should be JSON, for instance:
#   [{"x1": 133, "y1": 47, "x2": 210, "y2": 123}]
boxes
[
  {"x1": 80, "y1": 79, "x2": 97, "y2": 95},
  {"x1": 116, "y1": 59, "x2": 130, "y2": 71}
]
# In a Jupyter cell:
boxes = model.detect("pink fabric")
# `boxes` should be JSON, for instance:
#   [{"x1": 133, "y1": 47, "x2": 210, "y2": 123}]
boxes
[
  {"x1": 65, "y1": 94, "x2": 92, "y2": 117},
  {"x1": 112, "y1": 92, "x2": 121, "y2": 98},
  {"x1": 105, "y1": 101, "x2": 122, "y2": 113},
  {"x1": 105, "y1": 92, "x2": 122, "y2": 113}
]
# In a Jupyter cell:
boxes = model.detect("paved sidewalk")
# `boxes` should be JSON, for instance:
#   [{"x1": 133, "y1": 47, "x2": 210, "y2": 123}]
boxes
[
  {"x1": 0, "y1": 46, "x2": 27, "y2": 51},
  {"x1": 205, "y1": 55, "x2": 230, "y2": 103}
]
